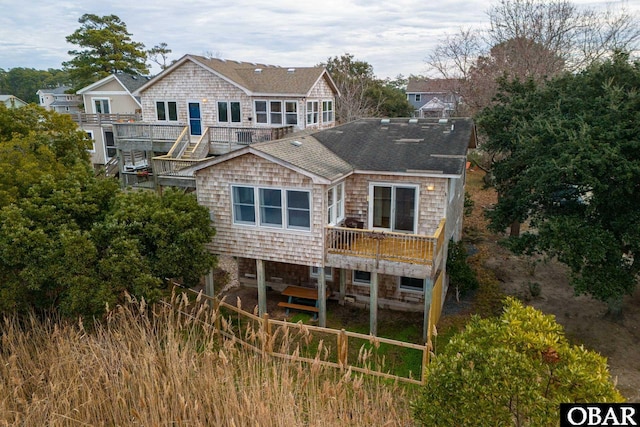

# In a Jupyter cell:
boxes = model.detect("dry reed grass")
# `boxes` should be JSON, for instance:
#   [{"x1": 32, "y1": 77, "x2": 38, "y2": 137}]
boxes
[{"x1": 0, "y1": 293, "x2": 416, "y2": 426}]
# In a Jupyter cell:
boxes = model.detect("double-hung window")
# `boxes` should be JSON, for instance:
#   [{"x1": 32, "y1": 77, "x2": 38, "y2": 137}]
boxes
[
  {"x1": 85, "y1": 130, "x2": 96, "y2": 152},
  {"x1": 255, "y1": 101, "x2": 268, "y2": 123},
  {"x1": 156, "y1": 101, "x2": 178, "y2": 121},
  {"x1": 285, "y1": 101, "x2": 298, "y2": 125},
  {"x1": 232, "y1": 185, "x2": 311, "y2": 231},
  {"x1": 322, "y1": 100, "x2": 333, "y2": 123},
  {"x1": 259, "y1": 188, "x2": 283, "y2": 227},
  {"x1": 270, "y1": 101, "x2": 282, "y2": 124},
  {"x1": 218, "y1": 101, "x2": 241, "y2": 123},
  {"x1": 232, "y1": 186, "x2": 256, "y2": 225},
  {"x1": 254, "y1": 100, "x2": 292, "y2": 125},
  {"x1": 327, "y1": 183, "x2": 344, "y2": 225},
  {"x1": 287, "y1": 190, "x2": 310, "y2": 229},
  {"x1": 306, "y1": 101, "x2": 318, "y2": 125}
]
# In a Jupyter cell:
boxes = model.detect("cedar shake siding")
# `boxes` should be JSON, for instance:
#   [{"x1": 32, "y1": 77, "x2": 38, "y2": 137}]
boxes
[
  {"x1": 343, "y1": 173, "x2": 447, "y2": 235},
  {"x1": 139, "y1": 61, "x2": 255, "y2": 127},
  {"x1": 195, "y1": 152, "x2": 325, "y2": 266}
]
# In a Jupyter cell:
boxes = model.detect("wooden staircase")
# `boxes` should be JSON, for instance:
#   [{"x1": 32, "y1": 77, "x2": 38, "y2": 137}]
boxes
[{"x1": 180, "y1": 141, "x2": 199, "y2": 159}]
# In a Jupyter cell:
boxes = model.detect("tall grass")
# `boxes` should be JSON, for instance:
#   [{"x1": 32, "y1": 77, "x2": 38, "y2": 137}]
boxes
[{"x1": 0, "y1": 295, "x2": 416, "y2": 426}]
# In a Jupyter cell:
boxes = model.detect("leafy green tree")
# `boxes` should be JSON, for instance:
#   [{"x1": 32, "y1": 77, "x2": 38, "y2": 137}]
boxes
[
  {"x1": 64, "y1": 14, "x2": 149, "y2": 89},
  {"x1": 366, "y1": 82, "x2": 413, "y2": 117},
  {"x1": 414, "y1": 298, "x2": 623, "y2": 426},
  {"x1": 103, "y1": 189, "x2": 216, "y2": 287},
  {"x1": 0, "y1": 105, "x2": 216, "y2": 318},
  {"x1": 446, "y1": 240, "x2": 478, "y2": 299},
  {"x1": 0, "y1": 68, "x2": 71, "y2": 103},
  {"x1": 478, "y1": 53, "x2": 640, "y2": 314},
  {"x1": 0, "y1": 104, "x2": 91, "y2": 206}
]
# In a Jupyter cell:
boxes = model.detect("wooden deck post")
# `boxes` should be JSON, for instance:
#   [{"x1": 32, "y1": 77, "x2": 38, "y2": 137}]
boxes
[
  {"x1": 339, "y1": 268, "x2": 346, "y2": 305},
  {"x1": 370, "y1": 271, "x2": 378, "y2": 336},
  {"x1": 422, "y1": 276, "x2": 434, "y2": 344},
  {"x1": 256, "y1": 259, "x2": 267, "y2": 316},
  {"x1": 204, "y1": 267, "x2": 214, "y2": 298},
  {"x1": 317, "y1": 267, "x2": 327, "y2": 327}
]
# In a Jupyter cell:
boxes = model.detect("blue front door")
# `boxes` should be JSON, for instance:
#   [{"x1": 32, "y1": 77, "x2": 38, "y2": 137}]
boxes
[{"x1": 188, "y1": 102, "x2": 202, "y2": 136}]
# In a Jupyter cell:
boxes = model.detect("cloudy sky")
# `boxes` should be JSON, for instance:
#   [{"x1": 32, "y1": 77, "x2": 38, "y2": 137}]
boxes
[{"x1": 0, "y1": 0, "x2": 637, "y2": 79}]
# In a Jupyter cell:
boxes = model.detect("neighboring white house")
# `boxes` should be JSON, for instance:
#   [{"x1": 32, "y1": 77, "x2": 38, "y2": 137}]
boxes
[
  {"x1": 75, "y1": 72, "x2": 146, "y2": 170},
  {"x1": 36, "y1": 86, "x2": 82, "y2": 114}
]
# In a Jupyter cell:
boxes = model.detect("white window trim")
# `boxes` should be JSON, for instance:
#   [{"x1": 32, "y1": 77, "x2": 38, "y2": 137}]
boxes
[
  {"x1": 92, "y1": 98, "x2": 110, "y2": 114},
  {"x1": 156, "y1": 100, "x2": 178, "y2": 122},
  {"x1": 231, "y1": 184, "x2": 312, "y2": 232},
  {"x1": 217, "y1": 100, "x2": 242, "y2": 123},
  {"x1": 327, "y1": 182, "x2": 345, "y2": 226},
  {"x1": 254, "y1": 100, "x2": 297, "y2": 126},
  {"x1": 352, "y1": 270, "x2": 371, "y2": 286},
  {"x1": 322, "y1": 100, "x2": 334, "y2": 123},
  {"x1": 415, "y1": 94, "x2": 421, "y2": 102},
  {"x1": 310, "y1": 266, "x2": 333, "y2": 281},
  {"x1": 85, "y1": 130, "x2": 95, "y2": 153},
  {"x1": 284, "y1": 100, "x2": 298, "y2": 125},
  {"x1": 368, "y1": 182, "x2": 420, "y2": 233},
  {"x1": 103, "y1": 130, "x2": 116, "y2": 160},
  {"x1": 306, "y1": 100, "x2": 319, "y2": 125},
  {"x1": 399, "y1": 276, "x2": 425, "y2": 293}
]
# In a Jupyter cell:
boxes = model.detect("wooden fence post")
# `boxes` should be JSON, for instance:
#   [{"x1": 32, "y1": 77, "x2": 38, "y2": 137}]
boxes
[
  {"x1": 213, "y1": 298, "x2": 223, "y2": 346},
  {"x1": 262, "y1": 312, "x2": 272, "y2": 355},
  {"x1": 338, "y1": 329, "x2": 348, "y2": 368},
  {"x1": 421, "y1": 340, "x2": 430, "y2": 385}
]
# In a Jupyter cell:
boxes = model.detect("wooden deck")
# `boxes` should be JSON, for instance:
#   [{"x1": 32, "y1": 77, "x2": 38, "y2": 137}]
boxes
[{"x1": 325, "y1": 219, "x2": 445, "y2": 266}]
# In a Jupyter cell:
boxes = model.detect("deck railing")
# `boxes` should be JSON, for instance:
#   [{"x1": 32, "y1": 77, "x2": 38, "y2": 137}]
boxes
[
  {"x1": 152, "y1": 157, "x2": 207, "y2": 176},
  {"x1": 69, "y1": 113, "x2": 141, "y2": 125},
  {"x1": 114, "y1": 123, "x2": 186, "y2": 142},
  {"x1": 207, "y1": 126, "x2": 294, "y2": 145},
  {"x1": 325, "y1": 219, "x2": 445, "y2": 266}
]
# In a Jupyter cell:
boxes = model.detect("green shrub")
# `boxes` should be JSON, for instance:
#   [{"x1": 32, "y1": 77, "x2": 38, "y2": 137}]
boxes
[
  {"x1": 447, "y1": 240, "x2": 479, "y2": 298},
  {"x1": 413, "y1": 298, "x2": 623, "y2": 426}
]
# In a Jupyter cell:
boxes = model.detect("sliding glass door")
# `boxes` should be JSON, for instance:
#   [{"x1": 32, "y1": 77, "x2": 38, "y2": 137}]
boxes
[{"x1": 370, "y1": 184, "x2": 417, "y2": 233}]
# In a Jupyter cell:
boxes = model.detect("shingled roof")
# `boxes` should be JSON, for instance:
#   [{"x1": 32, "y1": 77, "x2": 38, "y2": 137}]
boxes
[
  {"x1": 190, "y1": 118, "x2": 473, "y2": 181},
  {"x1": 406, "y1": 78, "x2": 462, "y2": 94},
  {"x1": 136, "y1": 54, "x2": 339, "y2": 97},
  {"x1": 312, "y1": 118, "x2": 473, "y2": 176},
  {"x1": 252, "y1": 134, "x2": 353, "y2": 181}
]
